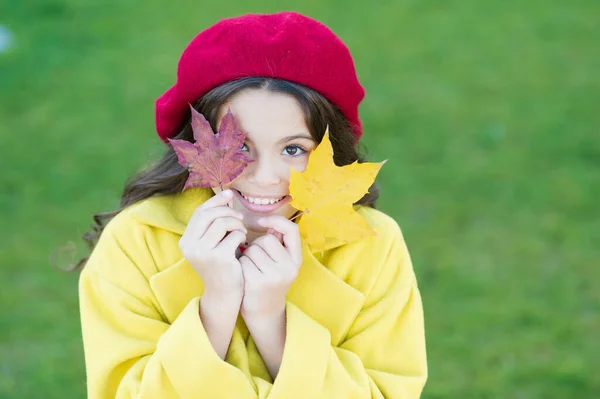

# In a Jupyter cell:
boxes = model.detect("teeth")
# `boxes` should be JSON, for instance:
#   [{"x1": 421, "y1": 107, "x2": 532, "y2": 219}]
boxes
[{"x1": 241, "y1": 192, "x2": 283, "y2": 205}]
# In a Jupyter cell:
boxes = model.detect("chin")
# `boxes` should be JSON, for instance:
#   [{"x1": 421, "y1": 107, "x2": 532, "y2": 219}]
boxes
[{"x1": 247, "y1": 221, "x2": 269, "y2": 233}]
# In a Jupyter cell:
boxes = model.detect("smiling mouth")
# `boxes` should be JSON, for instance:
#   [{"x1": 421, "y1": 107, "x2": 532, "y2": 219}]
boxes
[
  {"x1": 236, "y1": 190, "x2": 287, "y2": 205},
  {"x1": 231, "y1": 189, "x2": 292, "y2": 213}
]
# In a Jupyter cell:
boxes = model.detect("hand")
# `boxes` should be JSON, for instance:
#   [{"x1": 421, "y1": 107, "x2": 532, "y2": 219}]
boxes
[
  {"x1": 239, "y1": 216, "x2": 302, "y2": 319},
  {"x1": 179, "y1": 190, "x2": 247, "y2": 304}
]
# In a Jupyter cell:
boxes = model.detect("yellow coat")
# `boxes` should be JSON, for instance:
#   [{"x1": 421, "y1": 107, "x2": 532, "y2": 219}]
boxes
[{"x1": 79, "y1": 188, "x2": 427, "y2": 398}]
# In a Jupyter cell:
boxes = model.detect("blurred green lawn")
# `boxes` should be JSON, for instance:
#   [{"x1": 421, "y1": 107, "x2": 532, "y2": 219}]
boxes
[{"x1": 1, "y1": 0, "x2": 599, "y2": 398}]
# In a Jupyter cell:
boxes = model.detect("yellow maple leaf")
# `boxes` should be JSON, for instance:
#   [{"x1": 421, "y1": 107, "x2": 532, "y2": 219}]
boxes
[{"x1": 289, "y1": 130, "x2": 386, "y2": 252}]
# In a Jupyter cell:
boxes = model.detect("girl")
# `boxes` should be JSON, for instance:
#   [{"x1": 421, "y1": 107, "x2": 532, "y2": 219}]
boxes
[{"x1": 78, "y1": 11, "x2": 427, "y2": 399}]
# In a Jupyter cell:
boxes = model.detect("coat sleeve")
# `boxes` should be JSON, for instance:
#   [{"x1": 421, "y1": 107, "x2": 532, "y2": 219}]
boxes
[
  {"x1": 79, "y1": 217, "x2": 256, "y2": 399},
  {"x1": 269, "y1": 225, "x2": 428, "y2": 399}
]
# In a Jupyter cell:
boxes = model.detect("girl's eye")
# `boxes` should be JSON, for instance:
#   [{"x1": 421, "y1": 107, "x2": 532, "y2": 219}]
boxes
[
  {"x1": 241, "y1": 143, "x2": 248, "y2": 151},
  {"x1": 283, "y1": 145, "x2": 306, "y2": 157}
]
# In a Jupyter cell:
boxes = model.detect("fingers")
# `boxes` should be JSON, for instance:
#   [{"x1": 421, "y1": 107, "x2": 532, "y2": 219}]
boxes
[
  {"x1": 258, "y1": 216, "x2": 302, "y2": 266},
  {"x1": 205, "y1": 189, "x2": 234, "y2": 208},
  {"x1": 202, "y1": 217, "x2": 247, "y2": 248},
  {"x1": 240, "y1": 253, "x2": 263, "y2": 275},
  {"x1": 243, "y1": 245, "x2": 273, "y2": 272},
  {"x1": 185, "y1": 192, "x2": 242, "y2": 239},
  {"x1": 243, "y1": 238, "x2": 298, "y2": 285},
  {"x1": 252, "y1": 234, "x2": 288, "y2": 263},
  {"x1": 216, "y1": 230, "x2": 246, "y2": 254},
  {"x1": 191, "y1": 207, "x2": 244, "y2": 239},
  {"x1": 187, "y1": 207, "x2": 244, "y2": 239}
]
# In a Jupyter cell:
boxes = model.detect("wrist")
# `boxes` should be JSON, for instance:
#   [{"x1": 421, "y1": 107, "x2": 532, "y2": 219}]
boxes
[
  {"x1": 243, "y1": 306, "x2": 287, "y2": 380},
  {"x1": 242, "y1": 303, "x2": 286, "y2": 326},
  {"x1": 201, "y1": 290, "x2": 242, "y2": 311},
  {"x1": 199, "y1": 291, "x2": 242, "y2": 361}
]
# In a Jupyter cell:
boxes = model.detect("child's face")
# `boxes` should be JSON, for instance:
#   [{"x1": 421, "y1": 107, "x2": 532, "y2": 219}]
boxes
[{"x1": 212, "y1": 89, "x2": 316, "y2": 233}]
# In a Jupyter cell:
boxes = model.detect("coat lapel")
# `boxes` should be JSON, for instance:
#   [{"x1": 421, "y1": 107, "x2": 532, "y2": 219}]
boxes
[
  {"x1": 287, "y1": 245, "x2": 365, "y2": 345},
  {"x1": 149, "y1": 257, "x2": 204, "y2": 324},
  {"x1": 131, "y1": 188, "x2": 366, "y2": 344},
  {"x1": 148, "y1": 248, "x2": 365, "y2": 346}
]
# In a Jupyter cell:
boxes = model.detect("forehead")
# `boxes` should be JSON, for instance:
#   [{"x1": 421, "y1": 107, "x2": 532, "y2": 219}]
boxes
[{"x1": 217, "y1": 89, "x2": 309, "y2": 141}]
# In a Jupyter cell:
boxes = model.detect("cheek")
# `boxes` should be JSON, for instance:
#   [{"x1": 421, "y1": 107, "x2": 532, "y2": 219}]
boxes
[{"x1": 289, "y1": 157, "x2": 310, "y2": 174}]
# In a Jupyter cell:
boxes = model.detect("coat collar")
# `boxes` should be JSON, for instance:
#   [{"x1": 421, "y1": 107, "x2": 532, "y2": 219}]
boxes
[
  {"x1": 135, "y1": 189, "x2": 367, "y2": 345},
  {"x1": 126, "y1": 188, "x2": 348, "y2": 253}
]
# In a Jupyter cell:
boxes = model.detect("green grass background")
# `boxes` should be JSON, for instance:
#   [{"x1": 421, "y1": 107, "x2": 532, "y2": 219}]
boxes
[{"x1": 1, "y1": 0, "x2": 599, "y2": 397}]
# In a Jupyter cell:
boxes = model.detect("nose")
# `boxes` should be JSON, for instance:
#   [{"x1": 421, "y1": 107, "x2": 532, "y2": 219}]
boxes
[{"x1": 246, "y1": 155, "x2": 282, "y2": 186}]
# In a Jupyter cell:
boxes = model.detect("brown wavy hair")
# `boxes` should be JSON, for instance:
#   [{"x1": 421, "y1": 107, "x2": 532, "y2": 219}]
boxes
[{"x1": 62, "y1": 77, "x2": 379, "y2": 271}]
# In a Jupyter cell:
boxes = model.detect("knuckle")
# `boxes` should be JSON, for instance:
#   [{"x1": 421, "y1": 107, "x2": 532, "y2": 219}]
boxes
[
  {"x1": 198, "y1": 206, "x2": 213, "y2": 218},
  {"x1": 194, "y1": 204, "x2": 210, "y2": 217},
  {"x1": 212, "y1": 218, "x2": 226, "y2": 230},
  {"x1": 244, "y1": 246, "x2": 258, "y2": 258},
  {"x1": 209, "y1": 206, "x2": 230, "y2": 217},
  {"x1": 263, "y1": 235, "x2": 279, "y2": 246},
  {"x1": 233, "y1": 220, "x2": 246, "y2": 231},
  {"x1": 208, "y1": 193, "x2": 224, "y2": 204},
  {"x1": 192, "y1": 203, "x2": 205, "y2": 214}
]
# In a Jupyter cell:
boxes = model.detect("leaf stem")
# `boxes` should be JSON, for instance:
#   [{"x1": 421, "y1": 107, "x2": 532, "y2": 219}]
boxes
[{"x1": 289, "y1": 210, "x2": 306, "y2": 222}]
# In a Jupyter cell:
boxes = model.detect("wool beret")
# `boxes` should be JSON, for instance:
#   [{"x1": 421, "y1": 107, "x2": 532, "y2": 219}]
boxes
[{"x1": 155, "y1": 12, "x2": 365, "y2": 142}]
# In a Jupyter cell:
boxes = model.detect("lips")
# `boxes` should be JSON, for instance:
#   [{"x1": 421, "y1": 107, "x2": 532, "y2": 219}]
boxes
[
  {"x1": 232, "y1": 189, "x2": 291, "y2": 214},
  {"x1": 240, "y1": 192, "x2": 285, "y2": 205}
]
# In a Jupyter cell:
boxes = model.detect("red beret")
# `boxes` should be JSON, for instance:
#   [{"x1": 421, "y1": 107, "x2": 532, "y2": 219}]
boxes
[{"x1": 155, "y1": 12, "x2": 365, "y2": 142}]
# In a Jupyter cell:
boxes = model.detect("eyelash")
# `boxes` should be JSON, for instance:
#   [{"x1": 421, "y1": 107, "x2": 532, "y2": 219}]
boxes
[
  {"x1": 240, "y1": 143, "x2": 308, "y2": 157},
  {"x1": 282, "y1": 145, "x2": 307, "y2": 157}
]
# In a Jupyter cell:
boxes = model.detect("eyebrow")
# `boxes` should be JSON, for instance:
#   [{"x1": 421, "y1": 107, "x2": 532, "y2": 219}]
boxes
[
  {"x1": 244, "y1": 134, "x2": 314, "y2": 144},
  {"x1": 277, "y1": 134, "x2": 314, "y2": 144}
]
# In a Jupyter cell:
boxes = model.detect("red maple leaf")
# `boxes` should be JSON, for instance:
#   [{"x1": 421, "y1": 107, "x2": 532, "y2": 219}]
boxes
[{"x1": 169, "y1": 105, "x2": 253, "y2": 190}]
